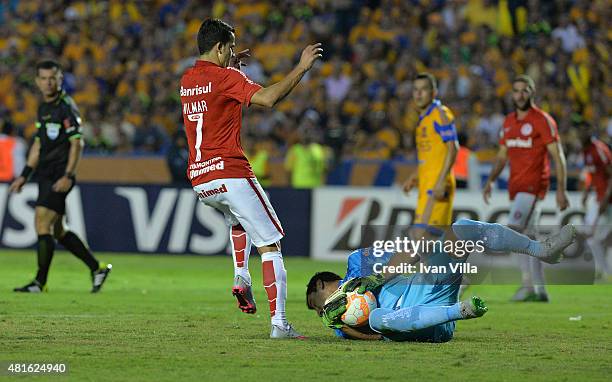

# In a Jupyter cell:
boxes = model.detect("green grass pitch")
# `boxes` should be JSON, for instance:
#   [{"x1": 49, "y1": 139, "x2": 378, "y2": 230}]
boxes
[{"x1": 1, "y1": 250, "x2": 611, "y2": 381}]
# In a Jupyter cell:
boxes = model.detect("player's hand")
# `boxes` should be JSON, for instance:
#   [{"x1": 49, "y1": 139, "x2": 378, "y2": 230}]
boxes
[
  {"x1": 8, "y1": 176, "x2": 26, "y2": 194},
  {"x1": 229, "y1": 49, "x2": 250, "y2": 70},
  {"x1": 321, "y1": 288, "x2": 347, "y2": 329},
  {"x1": 482, "y1": 182, "x2": 492, "y2": 205},
  {"x1": 556, "y1": 189, "x2": 569, "y2": 211},
  {"x1": 341, "y1": 274, "x2": 385, "y2": 294},
  {"x1": 432, "y1": 183, "x2": 447, "y2": 201},
  {"x1": 52, "y1": 176, "x2": 73, "y2": 193},
  {"x1": 402, "y1": 173, "x2": 418, "y2": 195},
  {"x1": 298, "y1": 43, "x2": 323, "y2": 72}
]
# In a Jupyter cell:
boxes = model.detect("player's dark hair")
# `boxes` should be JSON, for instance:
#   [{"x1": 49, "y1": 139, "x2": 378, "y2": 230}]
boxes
[
  {"x1": 415, "y1": 72, "x2": 437, "y2": 91},
  {"x1": 306, "y1": 271, "x2": 342, "y2": 309},
  {"x1": 197, "y1": 18, "x2": 235, "y2": 55},
  {"x1": 36, "y1": 60, "x2": 62, "y2": 75}
]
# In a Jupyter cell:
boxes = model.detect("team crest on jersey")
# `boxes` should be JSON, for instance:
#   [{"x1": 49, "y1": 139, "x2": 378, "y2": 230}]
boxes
[
  {"x1": 520, "y1": 123, "x2": 533, "y2": 136},
  {"x1": 46, "y1": 122, "x2": 61, "y2": 140}
]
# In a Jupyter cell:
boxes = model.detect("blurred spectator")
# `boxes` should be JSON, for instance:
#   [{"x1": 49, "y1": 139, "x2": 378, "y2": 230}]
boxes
[
  {"x1": 166, "y1": 130, "x2": 189, "y2": 185},
  {"x1": 242, "y1": 57, "x2": 267, "y2": 84},
  {"x1": 0, "y1": 0, "x2": 608, "y2": 183},
  {"x1": 0, "y1": 119, "x2": 26, "y2": 181},
  {"x1": 453, "y1": 131, "x2": 480, "y2": 191},
  {"x1": 324, "y1": 59, "x2": 351, "y2": 102},
  {"x1": 284, "y1": 130, "x2": 328, "y2": 189},
  {"x1": 476, "y1": 101, "x2": 505, "y2": 146},
  {"x1": 551, "y1": 15, "x2": 585, "y2": 53},
  {"x1": 82, "y1": 109, "x2": 114, "y2": 153},
  {"x1": 454, "y1": 132, "x2": 471, "y2": 189},
  {"x1": 246, "y1": 136, "x2": 275, "y2": 187}
]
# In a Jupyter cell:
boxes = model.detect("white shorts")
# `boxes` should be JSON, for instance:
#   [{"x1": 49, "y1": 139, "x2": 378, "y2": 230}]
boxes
[
  {"x1": 193, "y1": 178, "x2": 284, "y2": 247},
  {"x1": 507, "y1": 192, "x2": 541, "y2": 233}
]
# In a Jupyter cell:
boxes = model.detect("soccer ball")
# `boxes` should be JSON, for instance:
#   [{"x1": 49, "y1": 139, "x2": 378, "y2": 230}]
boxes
[{"x1": 341, "y1": 290, "x2": 378, "y2": 327}]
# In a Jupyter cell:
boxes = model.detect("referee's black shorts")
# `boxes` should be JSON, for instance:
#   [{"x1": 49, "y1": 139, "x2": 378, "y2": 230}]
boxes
[{"x1": 36, "y1": 174, "x2": 75, "y2": 215}]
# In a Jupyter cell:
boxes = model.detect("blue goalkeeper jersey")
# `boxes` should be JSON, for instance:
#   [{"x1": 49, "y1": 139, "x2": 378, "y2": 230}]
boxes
[{"x1": 338, "y1": 247, "x2": 394, "y2": 287}]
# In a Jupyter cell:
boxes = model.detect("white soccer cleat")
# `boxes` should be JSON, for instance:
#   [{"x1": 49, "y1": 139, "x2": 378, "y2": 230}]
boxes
[
  {"x1": 539, "y1": 225, "x2": 577, "y2": 264},
  {"x1": 270, "y1": 324, "x2": 306, "y2": 339}
]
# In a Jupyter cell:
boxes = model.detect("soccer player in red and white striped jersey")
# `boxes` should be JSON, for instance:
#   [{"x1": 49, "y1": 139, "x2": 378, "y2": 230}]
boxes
[{"x1": 180, "y1": 19, "x2": 322, "y2": 338}]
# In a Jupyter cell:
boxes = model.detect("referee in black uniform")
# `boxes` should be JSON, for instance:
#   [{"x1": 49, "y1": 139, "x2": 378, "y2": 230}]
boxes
[{"x1": 9, "y1": 60, "x2": 112, "y2": 293}]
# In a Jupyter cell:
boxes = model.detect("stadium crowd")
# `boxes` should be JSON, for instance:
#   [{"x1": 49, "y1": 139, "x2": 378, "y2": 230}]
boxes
[{"x1": 0, "y1": 0, "x2": 610, "y2": 184}]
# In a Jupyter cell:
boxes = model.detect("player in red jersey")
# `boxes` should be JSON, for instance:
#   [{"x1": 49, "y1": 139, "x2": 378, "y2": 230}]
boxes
[
  {"x1": 483, "y1": 75, "x2": 570, "y2": 302},
  {"x1": 579, "y1": 126, "x2": 611, "y2": 278},
  {"x1": 180, "y1": 19, "x2": 322, "y2": 338}
]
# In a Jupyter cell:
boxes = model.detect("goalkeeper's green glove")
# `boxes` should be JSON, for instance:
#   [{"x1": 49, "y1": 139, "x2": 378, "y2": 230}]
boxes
[
  {"x1": 321, "y1": 288, "x2": 347, "y2": 329},
  {"x1": 341, "y1": 274, "x2": 386, "y2": 294}
]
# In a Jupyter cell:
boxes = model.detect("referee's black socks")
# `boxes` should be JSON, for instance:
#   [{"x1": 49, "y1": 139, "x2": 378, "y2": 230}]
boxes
[
  {"x1": 58, "y1": 231, "x2": 99, "y2": 272},
  {"x1": 35, "y1": 234, "x2": 55, "y2": 285}
]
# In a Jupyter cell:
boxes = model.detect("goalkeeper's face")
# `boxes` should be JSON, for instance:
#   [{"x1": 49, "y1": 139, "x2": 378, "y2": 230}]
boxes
[{"x1": 307, "y1": 281, "x2": 335, "y2": 317}]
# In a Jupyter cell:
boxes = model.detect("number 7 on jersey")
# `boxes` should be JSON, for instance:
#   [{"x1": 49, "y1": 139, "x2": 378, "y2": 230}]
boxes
[{"x1": 188, "y1": 113, "x2": 204, "y2": 162}]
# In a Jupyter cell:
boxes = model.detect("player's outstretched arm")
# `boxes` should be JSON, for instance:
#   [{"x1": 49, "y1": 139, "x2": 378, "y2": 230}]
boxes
[
  {"x1": 340, "y1": 326, "x2": 383, "y2": 341},
  {"x1": 483, "y1": 145, "x2": 508, "y2": 204},
  {"x1": 250, "y1": 43, "x2": 323, "y2": 108},
  {"x1": 9, "y1": 138, "x2": 40, "y2": 193},
  {"x1": 546, "y1": 141, "x2": 569, "y2": 211}
]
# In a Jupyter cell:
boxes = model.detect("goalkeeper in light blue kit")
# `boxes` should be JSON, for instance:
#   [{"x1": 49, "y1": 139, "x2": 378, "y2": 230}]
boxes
[{"x1": 306, "y1": 219, "x2": 576, "y2": 342}]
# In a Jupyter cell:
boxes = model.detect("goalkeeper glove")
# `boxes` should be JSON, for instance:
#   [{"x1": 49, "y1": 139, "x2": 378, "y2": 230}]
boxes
[
  {"x1": 321, "y1": 288, "x2": 347, "y2": 329},
  {"x1": 341, "y1": 273, "x2": 386, "y2": 294}
]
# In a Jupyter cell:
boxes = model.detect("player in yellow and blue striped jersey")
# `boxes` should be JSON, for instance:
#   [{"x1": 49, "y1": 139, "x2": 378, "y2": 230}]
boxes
[{"x1": 403, "y1": 73, "x2": 458, "y2": 229}]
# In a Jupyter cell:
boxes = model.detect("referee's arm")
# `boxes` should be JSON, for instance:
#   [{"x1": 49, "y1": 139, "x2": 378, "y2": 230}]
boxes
[
  {"x1": 8, "y1": 138, "x2": 40, "y2": 193},
  {"x1": 52, "y1": 138, "x2": 83, "y2": 193}
]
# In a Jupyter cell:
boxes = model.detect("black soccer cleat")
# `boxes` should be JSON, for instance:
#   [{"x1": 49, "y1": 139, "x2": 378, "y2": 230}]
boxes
[
  {"x1": 91, "y1": 263, "x2": 112, "y2": 293},
  {"x1": 232, "y1": 275, "x2": 257, "y2": 314},
  {"x1": 14, "y1": 280, "x2": 46, "y2": 293}
]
